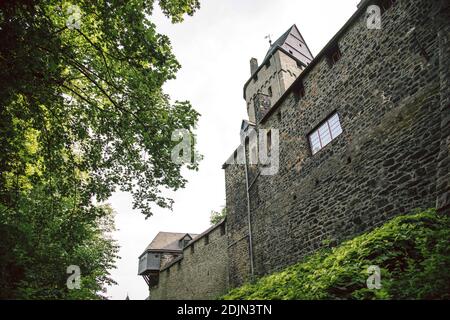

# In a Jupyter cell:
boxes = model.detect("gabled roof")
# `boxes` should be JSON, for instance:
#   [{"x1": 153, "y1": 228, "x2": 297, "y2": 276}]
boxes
[
  {"x1": 243, "y1": 24, "x2": 314, "y2": 99},
  {"x1": 264, "y1": 24, "x2": 313, "y2": 65},
  {"x1": 258, "y1": 0, "x2": 373, "y2": 124},
  {"x1": 160, "y1": 219, "x2": 226, "y2": 271},
  {"x1": 265, "y1": 27, "x2": 291, "y2": 57},
  {"x1": 143, "y1": 232, "x2": 198, "y2": 252}
]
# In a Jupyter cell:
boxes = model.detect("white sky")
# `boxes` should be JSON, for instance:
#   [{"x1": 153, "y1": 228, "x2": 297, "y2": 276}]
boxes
[{"x1": 105, "y1": 0, "x2": 359, "y2": 300}]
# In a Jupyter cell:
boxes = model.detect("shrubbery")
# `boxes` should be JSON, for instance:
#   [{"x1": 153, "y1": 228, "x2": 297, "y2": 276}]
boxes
[{"x1": 222, "y1": 209, "x2": 450, "y2": 300}]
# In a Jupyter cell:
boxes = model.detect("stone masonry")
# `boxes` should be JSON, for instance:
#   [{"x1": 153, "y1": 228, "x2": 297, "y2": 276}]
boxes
[
  {"x1": 141, "y1": 0, "x2": 449, "y2": 298},
  {"x1": 224, "y1": 0, "x2": 450, "y2": 288},
  {"x1": 149, "y1": 221, "x2": 228, "y2": 299}
]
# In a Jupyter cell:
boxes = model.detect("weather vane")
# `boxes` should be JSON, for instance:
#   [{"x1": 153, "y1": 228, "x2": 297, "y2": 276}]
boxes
[{"x1": 265, "y1": 34, "x2": 272, "y2": 46}]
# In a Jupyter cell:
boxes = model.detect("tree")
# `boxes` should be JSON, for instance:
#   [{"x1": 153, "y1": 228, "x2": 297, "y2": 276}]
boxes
[
  {"x1": 0, "y1": 0, "x2": 201, "y2": 299},
  {"x1": 210, "y1": 207, "x2": 226, "y2": 225},
  {"x1": 1, "y1": 0, "x2": 201, "y2": 217}
]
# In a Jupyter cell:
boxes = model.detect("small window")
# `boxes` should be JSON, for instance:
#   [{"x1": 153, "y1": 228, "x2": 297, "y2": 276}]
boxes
[
  {"x1": 190, "y1": 244, "x2": 195, "y2": 254},
  {"x1": 268, "y1": 86, "x2": 272, "y2": 97},
  {"x1": 377, "y1": 0, "x2": 396, "y2": 13},
  {"x1": 294, "y1": 81, "x2": 305, "y2": 100},
  {"x1": 183, "y1": 239, "x2": 190, "y2": 247},
  {"x1": 308, "y1": 112, "x2": 343, "y2": 155},
  {"x1": 204, "y1": 235, "x2": 209, "y2": 245},
  {"x1": 265, "y1": 59, "x2": 271, "y2": 68},
  {"x1": 298, "y1": 85, "x2": 305, "y2": 99},
  {"x1": 245, "y1": 136, "x2": 249, "y2": 154},
  {"x1": 326, "y1": 43, "x2": 341, "y2": 66},
  {"x1": 267, "y1": 130, "x2": 272, "y2": 155},
  {"x1": 298, "y1": 43, "x2": 302, "y2": 47},
  {"x1": 220, "y1": 224, "x2": 226, "y2": 236},
  {"x1": 331, "y1": 50, "x2": 341, "y2": 64},
  {"x1": 289, "y1": 50, "x2": 293, "y2": 55},
  {"x1": 253, "y1": 74, "x2": 258, "y2": 82},
  {"x1": 296, "y1": 61, "x2": 303, "y2": 69}
]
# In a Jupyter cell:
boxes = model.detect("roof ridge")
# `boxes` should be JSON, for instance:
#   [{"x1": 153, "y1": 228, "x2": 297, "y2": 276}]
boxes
[{"x1": 265, "y1": 24, "x2": 295, "y2": 58}]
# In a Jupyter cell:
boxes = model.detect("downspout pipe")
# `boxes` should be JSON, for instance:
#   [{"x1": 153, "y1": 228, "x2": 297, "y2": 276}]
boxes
[{"x1": 242, "y1": 132, "x2": 255, "y2": 278}]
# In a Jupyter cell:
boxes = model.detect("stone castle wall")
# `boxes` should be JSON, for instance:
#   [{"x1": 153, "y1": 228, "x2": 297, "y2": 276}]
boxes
[
  {"x1": 147, "y1": 0, "x2": 449, "y2": 298},
  {"x1": 224, "y1": 0, "x2": 449, "y2": 288},
  {"x1": 150, "y1": 221, "x2": 228, "y2": 300},
  {"x1": 245, "y1": 50, "x2": 304, "y2": 115}
]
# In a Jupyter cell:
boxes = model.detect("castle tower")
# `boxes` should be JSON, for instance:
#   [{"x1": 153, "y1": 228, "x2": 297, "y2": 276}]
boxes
[{"x1": 244, "y1": 25, "x2": 313, "y2": 123}]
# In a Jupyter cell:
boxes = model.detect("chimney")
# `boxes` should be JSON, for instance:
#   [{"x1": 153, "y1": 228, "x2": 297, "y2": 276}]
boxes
[{"x1": 250, "y1": 58, "x2": 258, "y2": 76}]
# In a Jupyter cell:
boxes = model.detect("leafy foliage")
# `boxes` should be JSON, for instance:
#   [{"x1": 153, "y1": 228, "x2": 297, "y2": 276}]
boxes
[
  {"x1": 210, "y1": 207, "x2": 226, "y2": 225},
  {"x1": 222, "y1": 209, "x2": 450, "y2": 300},
  {"x1": 0, "y1": 0, "x2": 201, "y2": 299},
  {"x1": 0, "y1": 0, "x2": 201, "y2": 218}
]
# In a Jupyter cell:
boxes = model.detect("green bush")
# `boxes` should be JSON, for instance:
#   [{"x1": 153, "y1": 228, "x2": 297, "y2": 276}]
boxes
[{"x1": 222, "y1": 209, "x2": 450, "y2": 300}]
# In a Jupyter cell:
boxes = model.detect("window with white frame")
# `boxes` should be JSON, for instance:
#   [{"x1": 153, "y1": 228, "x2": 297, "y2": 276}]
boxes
[{"x1": 308, "y1": 112, "x2": 342, "y2": 155}]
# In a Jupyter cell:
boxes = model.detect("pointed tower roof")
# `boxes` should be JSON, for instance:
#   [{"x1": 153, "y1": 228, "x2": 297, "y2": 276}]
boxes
[
  {"x1": 264, "y1": 24, "x2": 313, "y2": 67},
  {"x1": 265, "y1": 28, "x2": 291, "y2": 57},
  {"x1": 243, "y1": 24, "x2": 314, "y2": 99}
]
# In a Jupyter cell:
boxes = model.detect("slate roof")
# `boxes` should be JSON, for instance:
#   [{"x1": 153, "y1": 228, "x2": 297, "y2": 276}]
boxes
[
  {"x1": 243, "y1": 24, "x2": 314, "y2": 99},
  {"x1": 159, "y1": 219, "x2": 226, "y2": 271},
  {"x1": 258, "y1": 0, "x2": 375, "y2": 123},
  {"x1": 264, "y1": 27, "x2": 292, "y2": 59},
  {"x1": 144, "y1": 232, "x2": 198, "y2": 252}
]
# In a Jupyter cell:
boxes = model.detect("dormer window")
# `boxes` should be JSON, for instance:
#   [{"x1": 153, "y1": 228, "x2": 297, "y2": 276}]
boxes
[
  {"x1": 268, "y1": 86, "x2": 273, "y2": 97},
  {"x1": 326, "y1": 43, "x2": 342, "y2": 66},
  {"x1": 179, "y1": 236, "x2": 191, "y2": 248}
]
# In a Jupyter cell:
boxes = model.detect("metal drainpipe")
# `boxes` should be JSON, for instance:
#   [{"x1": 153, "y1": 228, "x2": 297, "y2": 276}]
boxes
[{"x1": 243, "y1": 134, "x2": 255, "y2": 278}]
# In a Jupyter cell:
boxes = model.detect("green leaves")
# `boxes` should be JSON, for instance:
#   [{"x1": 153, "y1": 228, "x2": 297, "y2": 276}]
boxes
[
  {"x1": 158, "y1": 0, "x2": 201, "y2": 23},
  {"x1": 0, "y1": 0, "x2": 201, "y2": 298},
  {"x1": 1, "y1": 0, "x2": 202, "y2": 218},
  {"x1": 210, "y1": 207, "x2": 226, "y2": 225},
  {"x1": 222, "y1": 209, "x2": 450, "y2": 300}
]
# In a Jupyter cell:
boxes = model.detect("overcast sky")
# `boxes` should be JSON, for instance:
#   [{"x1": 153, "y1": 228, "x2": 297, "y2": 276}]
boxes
[{"x1": 105, "y1": 0, "x2": 359, "y2": 300}]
